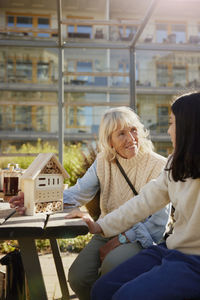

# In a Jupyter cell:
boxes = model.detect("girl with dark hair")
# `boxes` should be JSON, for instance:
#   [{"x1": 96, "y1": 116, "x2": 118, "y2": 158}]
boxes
[{"x1": 84, "y1": 92, "x2": 200, "y2": 300}]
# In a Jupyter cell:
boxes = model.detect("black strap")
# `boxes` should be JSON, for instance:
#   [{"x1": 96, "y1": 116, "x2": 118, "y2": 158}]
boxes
[{"x1": 116, "y1": 159, "x2": 138, "y2": 196}]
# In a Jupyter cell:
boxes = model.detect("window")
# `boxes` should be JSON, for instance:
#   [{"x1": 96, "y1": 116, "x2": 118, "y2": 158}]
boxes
[
  {"x1": 16, "y1": 16, "x2": 33, "y2": 28},
  {"x1": 119, "y1": 25, "x2": 137, "y2": 40},
  {"x1": 156, "y1": 63, "x2": 187, "y2": 87},
  {"x1": 156, "y1": 22, "x2": 186, "y2": 43},
  {"x1": 16, "y1": 61, "x2": 32, "y2": 80},
  {"x1": 157, "y1": 106, "x2": 169, "y2": 133},
  {"x1": 15, "y1": 106, "x2": 32, "y2": 131},
  {"x1": 116, "y1": 62, "x2": 129, "y2": 86},
  {"x1": 38, "y1": 18, "x2": 50, "y2": 37},
  {"x1": 156, "y1": 64, "x2": 168, "y2": 87},
  {"x1": 172, "y1": 65, "x2": 187, "y2": 87},
  {"x1": 77, "y1": 61, "x2": 93, "y2": 84},
  {"x1": 6, "y1": 14, "x2": 51, "y2": 37},
  {"x1": 0, "y1": 62, "x2": 4, "y2": 82},
  {"x1": 4, "y1": 57, "x2": 54, "y2": 83},
  {"x1": 66, "y1": 60, "x2": 93, "y2": 85},
  {"x1": 77, "y1": 25, "x2": 92, "y2": 38},
  {"x1": 156, "y1": 23, "x2": 167, "y2": 43},
  {"x1": 67, "y1": 106, "x2": 93, "y2": 128},
  {"x1": 67, "y1": 25, "x2": 92, "y2": 38},
  {"x1": 37, "y1": 62, "x2": 49, "y2": 81},
  {"x1": 7, "y1": 16, "x2": 14, "y2": 27},
  {"x1": 35, "y1": 106, "x2": 47, "y2": 131},
  {"x1": 7, "y1": 60, "x2": 15, "y2": 82},
  {"x1": 171, "y1": 24, "x2": 186, "y2": 43}
]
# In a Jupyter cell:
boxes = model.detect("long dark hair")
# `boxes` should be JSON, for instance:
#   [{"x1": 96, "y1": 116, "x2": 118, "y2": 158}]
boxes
[{"x1": 166, "y1": 92, "x2": 200, "y2": 181}]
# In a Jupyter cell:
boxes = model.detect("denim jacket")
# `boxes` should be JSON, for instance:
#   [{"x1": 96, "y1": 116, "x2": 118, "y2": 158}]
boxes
[{"x1": 63, "y1": 160, "x2": 170, "y2": 248}]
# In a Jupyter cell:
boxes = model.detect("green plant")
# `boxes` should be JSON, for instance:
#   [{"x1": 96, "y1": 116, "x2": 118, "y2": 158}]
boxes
[{"x1": 58, "y1": 233, "x2": 93, "y2": 253}]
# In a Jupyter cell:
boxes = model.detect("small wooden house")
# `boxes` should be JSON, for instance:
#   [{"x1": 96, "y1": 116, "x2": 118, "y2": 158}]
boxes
[{"x1": 20, "y1": 153, "x2": 69, "y2": 216}]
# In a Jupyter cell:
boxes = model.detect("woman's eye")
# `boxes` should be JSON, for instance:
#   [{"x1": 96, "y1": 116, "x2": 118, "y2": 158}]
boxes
[
  {"x1": 119, "y1": 132, "x2": 124, "y2": 136},
  {"x1": 131, "y1": 128, "x2": 137, "y2": 133}
]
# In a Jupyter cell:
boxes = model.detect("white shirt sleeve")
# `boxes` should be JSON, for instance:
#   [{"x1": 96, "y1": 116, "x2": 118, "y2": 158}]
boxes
[{"x1": 63, "y1": 159, "x2": 100, "y2": 206}]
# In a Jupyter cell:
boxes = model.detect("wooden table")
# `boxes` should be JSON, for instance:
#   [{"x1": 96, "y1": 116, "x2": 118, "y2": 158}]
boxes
[{"x1": 0, "y1": 210, "x2": 89, "y2": 300}]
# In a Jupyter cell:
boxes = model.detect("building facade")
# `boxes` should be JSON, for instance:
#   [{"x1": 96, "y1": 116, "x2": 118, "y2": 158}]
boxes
[{"x1": 0, "y1": 0, "x2": 200, "y2": 156}]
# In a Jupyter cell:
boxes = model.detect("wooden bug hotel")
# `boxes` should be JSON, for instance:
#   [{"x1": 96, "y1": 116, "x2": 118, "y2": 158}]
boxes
[{"x1": 20, "y1": 153, "x2": 69, "y2": 215}]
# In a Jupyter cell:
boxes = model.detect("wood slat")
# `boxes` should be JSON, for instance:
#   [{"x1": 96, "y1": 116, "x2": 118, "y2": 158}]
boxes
[
  {"x1": 45, "y1": 212, "x2": 88, "y2": 238},
  {"x1": 0, "y1": 214, "x2": 47, "y2": 239}
]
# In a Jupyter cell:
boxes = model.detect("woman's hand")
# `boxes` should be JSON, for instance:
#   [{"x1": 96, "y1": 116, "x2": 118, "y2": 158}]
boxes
[
  {"x1": 9, "y1": 191, "x2": 26, "y2": 215},
  {"x1": 65, "y1": 208, "x2": 90, "y2": 219},
  {"x1": 82, "y1": 216, "x2": 103, "y2": 234},
  {"x1": 99, "y1": 236, "x2": 120, "y2": 262}
]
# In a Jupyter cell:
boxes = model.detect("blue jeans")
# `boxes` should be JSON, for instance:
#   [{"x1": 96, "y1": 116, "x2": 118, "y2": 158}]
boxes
[{"x1": 91, "y1": 243, "x2": 200, "y2": 300}]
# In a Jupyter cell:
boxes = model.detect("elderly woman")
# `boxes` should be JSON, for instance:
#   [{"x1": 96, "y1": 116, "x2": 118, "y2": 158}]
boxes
[{"x1": 63, "y1": 106, "x2": 170, "y2": 300}]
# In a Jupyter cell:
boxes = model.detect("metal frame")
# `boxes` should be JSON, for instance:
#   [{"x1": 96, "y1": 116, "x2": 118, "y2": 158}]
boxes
[{"x1": 129, "y1": 0, "x2": 161, "y2": 109}]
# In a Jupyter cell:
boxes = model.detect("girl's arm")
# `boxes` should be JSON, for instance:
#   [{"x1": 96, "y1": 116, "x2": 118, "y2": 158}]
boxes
[{"x1": 85, "y1": 171, "x2": 170, "y2": 237}]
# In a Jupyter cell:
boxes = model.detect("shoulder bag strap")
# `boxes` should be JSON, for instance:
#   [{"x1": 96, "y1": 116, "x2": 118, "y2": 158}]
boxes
[{"x1": 116, "y1": 158, "x2": 138, "y2": 196}]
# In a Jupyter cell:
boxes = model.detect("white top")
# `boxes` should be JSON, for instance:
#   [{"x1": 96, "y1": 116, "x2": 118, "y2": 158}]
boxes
[{"x1": 97, "y1": 169, "x2": 200, "y2": 255}]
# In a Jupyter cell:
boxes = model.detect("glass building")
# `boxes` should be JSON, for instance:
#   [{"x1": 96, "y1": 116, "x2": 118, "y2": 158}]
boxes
[{"x1": 0, "y1": 0, "x2": 200, "y2": 157}]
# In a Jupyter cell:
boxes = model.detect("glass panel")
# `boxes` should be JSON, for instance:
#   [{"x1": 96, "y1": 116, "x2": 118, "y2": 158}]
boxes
[
  {"x1": 7, "y1": 16, "x2": 14, "y2": 27},
  {"x1": 0, "y1": 106, "x2": 12, "y2": 130},
  {"x1": 38, "y1": 18, "x2": 49, "y2": 28},
  {"x1": 67, "y1": 61, "x2": 75, "y2": 72},
  {"x1": 171, "y1": 24, "x2": 186, "y2": 43},
  {"x1": 16, "y1": 61, "x2": 32, "y2": 80},
  {"x1": 7, "y1": 60, "x2": 15, "y2": 82},
  {"x1": 77, "y1": 61, "x2": 93, "y2": 84},
  {"x1": 67, "y1": 92, "x2": 108, "y2": 103},
  {"x1": 172, "y1": 65, "x2": 186, "y2": 86},
  {"x1": 77, "y1": 25, "x2": 92, "y2": 38},
  {"x1": 115, "y1": 63, "x2": 129, "y2": 86},
  {"x1": 156, "y1": 64, "x2": 168, "y2": 87},
  {"x1": 68, "y1": 25, "x2": 74, "y2": 33},
  {"x1": 37, "y1": 33, "x2": 50, "y2": 37},
  {"x1": 77, "y1": 106, "x2": 93, "y2": 126},
  {"x1": 77, "y1": 60, "x2": 91, "y2": 70},
  {"x1": 119, "y1": 26, "x2": 136, "y2": 40},
  {"x1": 35, "y1": 106, "x2": 47, "y2": 131},
  {"x1": 67, "y1": 105, "x2": 106, "y2": 132},
  {"x1": 68, "y1": 107, "x2": 74, "y2": 126},
  {"x1": 0, "y1": 107, "x2": 3, "y2": 129},
  {"x1": 0, "y1": 62, "x2": 4, "y2": 82},
  {"x1": 37, "y1": 18, "x2": 50, "y2": 37},
  {"x1": 37, "y1": 62, "x2": 49, "y2": 81},
  {"x1": 157, "y1": 106, "x2": 169, "y2": 133},
  {"x1": 94, "y1": 77, "x2": 107, "y2": 86},
  {"x1": 110, "y1": 94, "x2": 129, "y2": 103},
  {"x1": 16, "y1": 16, "x2": 33, "y2": 27},
  {"x1": 15, "y1": 106, "x2": 32, "y2": 131},
  {"x1": 156, "y1": 23, "x2": 167, "y2": 43}
]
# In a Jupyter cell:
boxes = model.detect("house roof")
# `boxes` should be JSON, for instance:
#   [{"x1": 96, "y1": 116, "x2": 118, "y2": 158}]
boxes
[{"x1": 20, "y1": 153, "x2": 69, "y2": 180}]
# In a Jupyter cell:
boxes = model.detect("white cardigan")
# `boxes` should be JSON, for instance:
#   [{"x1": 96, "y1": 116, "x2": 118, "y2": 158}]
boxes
[{"x1": 97, "y1": 170, "x2": 200, "y2": 255}]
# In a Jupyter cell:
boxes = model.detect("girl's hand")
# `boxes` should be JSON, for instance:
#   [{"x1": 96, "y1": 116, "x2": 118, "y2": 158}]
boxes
[
  {"x1": 65, "y1": 208, "x2": 89, "y2": 219},
  {"x1": 82, "y1": 216, "x2": 103, "y2": 234}
]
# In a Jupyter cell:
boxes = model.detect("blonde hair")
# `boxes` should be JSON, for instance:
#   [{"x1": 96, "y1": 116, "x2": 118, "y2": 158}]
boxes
[{"x1": 98, "y1": 106, "x2": 153, "y2": 161}]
